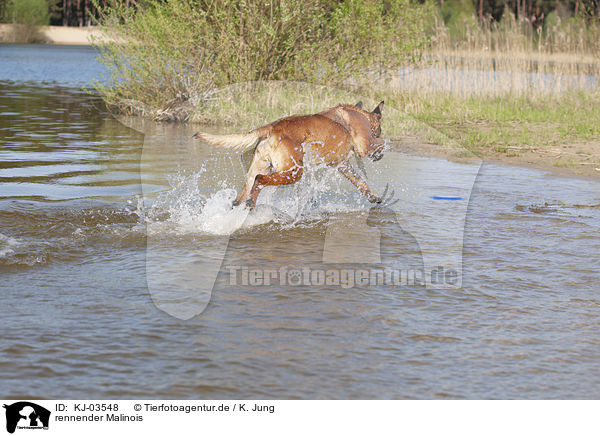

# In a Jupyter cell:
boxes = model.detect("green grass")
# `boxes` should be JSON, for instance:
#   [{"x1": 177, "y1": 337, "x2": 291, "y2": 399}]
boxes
[
  {"x1": 554, "y1": 158, "x2": 578, "y2": 168},
  {"x1": 387, "y1": 90, "x2": 600, "y2": 154}
]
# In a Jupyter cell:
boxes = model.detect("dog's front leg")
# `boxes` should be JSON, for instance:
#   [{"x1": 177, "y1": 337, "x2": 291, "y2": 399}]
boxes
[{"x1": 337, "y1": 162, "x2": 382, "y2": 203}]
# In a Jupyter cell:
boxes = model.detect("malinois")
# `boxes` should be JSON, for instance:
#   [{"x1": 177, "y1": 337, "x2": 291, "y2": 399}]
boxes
[{"x1": 192, "y1": 101, "x2": 385, "y2": 209}]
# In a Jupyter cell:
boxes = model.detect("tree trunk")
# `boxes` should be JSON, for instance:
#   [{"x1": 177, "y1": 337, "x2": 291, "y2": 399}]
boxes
[{"x1": 83, "y1": 0, "x2": 88, "y2": 26}]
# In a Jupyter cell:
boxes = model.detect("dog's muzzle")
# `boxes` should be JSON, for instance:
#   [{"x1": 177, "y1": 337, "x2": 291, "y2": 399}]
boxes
[{"x1": 369, "y1": 140, "x2": 385, "y2": 161}]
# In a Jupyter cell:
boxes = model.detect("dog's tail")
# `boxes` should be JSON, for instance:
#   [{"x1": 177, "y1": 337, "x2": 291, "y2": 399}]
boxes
[{"x1": 192, "y1": 127, "x2": 268, "y2": 151}]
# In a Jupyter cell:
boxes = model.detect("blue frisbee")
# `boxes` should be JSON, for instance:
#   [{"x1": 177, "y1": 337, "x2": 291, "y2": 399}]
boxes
[{"x1": 431, "y1": 196, "x2": 464, "y2": 200}]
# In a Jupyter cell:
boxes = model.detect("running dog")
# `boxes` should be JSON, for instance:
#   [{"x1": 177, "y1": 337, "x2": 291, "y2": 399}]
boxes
[{"x1": 192, "y1": 101, "x2": 385, "y2": 209}]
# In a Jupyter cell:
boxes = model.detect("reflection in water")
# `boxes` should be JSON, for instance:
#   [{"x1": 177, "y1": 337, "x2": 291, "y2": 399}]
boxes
[
  {"x1": 0, "y1": 84, "x2": 145, "y2": 201},
  {"x1": 1, "y1": 46, "x2": 600, "y2": 399},
  {"x1": 366, "y1": 204, "x2": 425, "y2": 274}
]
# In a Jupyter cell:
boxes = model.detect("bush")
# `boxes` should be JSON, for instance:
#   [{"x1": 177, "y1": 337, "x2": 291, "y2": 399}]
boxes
[
  {"x1": 2, "y1": 0, "x2": 49, "y2": 43},
  {"x1": 91, "y1": 0, "x2": 435, "y2": 120},
  {"x1": 325, "y1": 0, "x2": 435, "y2": 76}
]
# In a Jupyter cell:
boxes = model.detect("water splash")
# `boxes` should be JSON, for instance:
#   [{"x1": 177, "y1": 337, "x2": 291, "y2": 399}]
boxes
[{"x1": 139, "y1": 159, "x2": 374, "y2": 236}]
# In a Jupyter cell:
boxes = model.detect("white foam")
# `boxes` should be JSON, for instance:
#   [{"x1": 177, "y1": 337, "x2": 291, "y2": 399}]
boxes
[
  {"x1": 0, "y1": 233, "x2": 19, "y2": 258},
  {"x1": 194, "y1": 189, "x2": 251, "y2": 235}
]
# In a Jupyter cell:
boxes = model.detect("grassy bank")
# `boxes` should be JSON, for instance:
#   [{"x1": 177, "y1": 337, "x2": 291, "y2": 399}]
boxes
[
  {"x1": 186, "y1": 81, "x2": 599, "y2": 176},
  {"x1": 394, "y1": 91, "x2": 599, "y2": 151},
  {"x1": 90, "y1": 1, "x2": 600, "y2": 177},
  {"x1": 389, "y1": 90, "x2": 600, "y2": 176}
]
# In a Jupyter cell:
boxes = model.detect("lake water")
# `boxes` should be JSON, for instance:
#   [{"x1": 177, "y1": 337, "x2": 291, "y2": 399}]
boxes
[{"x1": 1, "y1": 44, "x2": 599, "y2": 399}]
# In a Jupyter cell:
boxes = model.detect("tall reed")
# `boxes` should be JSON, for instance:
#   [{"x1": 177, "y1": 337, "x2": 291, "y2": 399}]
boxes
[{"x1": 391, "y1": 11, "x2": 600, "y2": 98}]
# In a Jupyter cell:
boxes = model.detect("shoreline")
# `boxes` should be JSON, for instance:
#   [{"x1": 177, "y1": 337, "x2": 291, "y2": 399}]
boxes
[
  {"x1": 0, "y1": 35, "x2": 597, "y2": 180},
  {"x1": 0, "y1": 24, "x2": 100, "y2": 45}
]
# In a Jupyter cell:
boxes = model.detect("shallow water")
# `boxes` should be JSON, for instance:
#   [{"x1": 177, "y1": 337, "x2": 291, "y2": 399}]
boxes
[{"x1": 1, "y1": 45, "x2": 599, "y2": 399}]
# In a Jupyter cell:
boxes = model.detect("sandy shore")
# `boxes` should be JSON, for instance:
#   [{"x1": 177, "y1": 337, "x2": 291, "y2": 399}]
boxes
[
  {"x1": 0, "y1": 24, "x2": 103, "y2": 45},
  {"x1": 477, "y1": 141, "x2": 600, "y2": 180},
  {"x1": 396, "y1": 136, "x2": 600, "y2": 180}
]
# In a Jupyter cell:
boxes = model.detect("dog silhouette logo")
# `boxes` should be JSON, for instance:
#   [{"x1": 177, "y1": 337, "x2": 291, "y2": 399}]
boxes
[{"x1": 3, "y1": 402, "x2": 50, "y2": 434}]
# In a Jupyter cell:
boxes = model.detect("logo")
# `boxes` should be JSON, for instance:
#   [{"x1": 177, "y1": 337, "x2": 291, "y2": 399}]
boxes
[{"x1": 3, "y1": 402, "x2": 50, "y2": 434}]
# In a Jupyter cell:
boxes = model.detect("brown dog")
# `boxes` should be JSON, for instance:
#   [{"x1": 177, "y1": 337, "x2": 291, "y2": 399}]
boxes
[{"x1": 192, "y1": 101, "x2": 385, "y2": 209}]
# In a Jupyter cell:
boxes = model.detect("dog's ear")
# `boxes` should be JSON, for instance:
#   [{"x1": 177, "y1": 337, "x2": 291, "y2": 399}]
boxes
[
  {"x1": 373, "y1": 101, "x2": 384, "y2": 116},
  {"x1": 355, "y1": 101, "x2": 363, "y2": 109}
]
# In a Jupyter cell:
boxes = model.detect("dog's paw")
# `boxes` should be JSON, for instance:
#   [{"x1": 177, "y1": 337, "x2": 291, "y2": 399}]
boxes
[{"x1": 372, "y1": 184, "x2": 399, "y2": 208}]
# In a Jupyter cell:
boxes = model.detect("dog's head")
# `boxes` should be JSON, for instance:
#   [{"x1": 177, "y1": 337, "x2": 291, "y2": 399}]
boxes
[{"x1": 356, "y1": 101, "x2": 385, "y2": 161}]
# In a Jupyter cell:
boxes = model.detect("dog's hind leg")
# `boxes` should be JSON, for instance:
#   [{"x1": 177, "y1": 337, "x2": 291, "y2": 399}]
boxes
[
  {"x1": 337, "y1": 161, "x2": 382, "y2": 203},
  {"x1": 246, "y1": 137, "x2": 304, "y2": 210},
  {"x1": 233, "y1": 152, "x2": 270, "y2": 207},
  {"x1": 247, "y1": 166, "x2": 304, "y2": 210}
]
